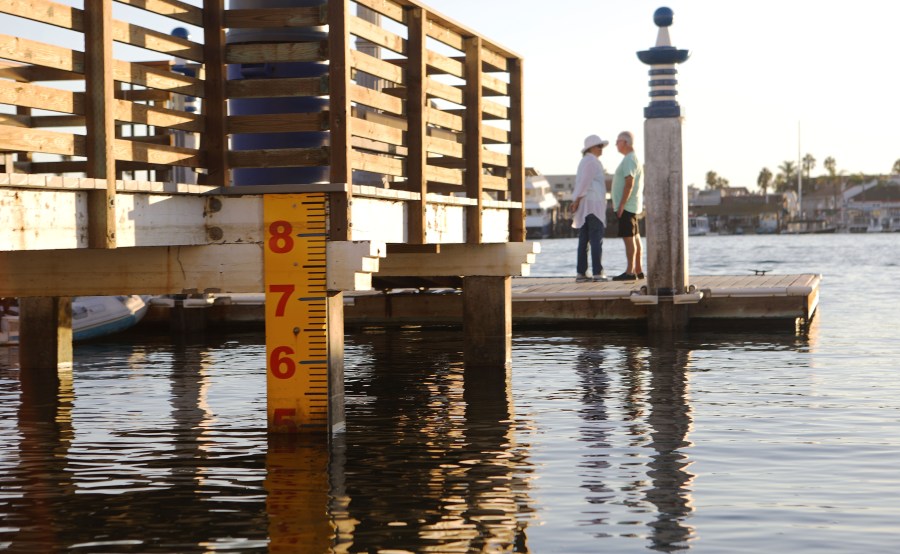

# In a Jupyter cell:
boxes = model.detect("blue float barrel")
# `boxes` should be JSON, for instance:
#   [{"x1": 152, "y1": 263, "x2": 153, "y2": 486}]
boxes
[{"x1": 226, "y1": 0, "x2": 329, "y2": 185}]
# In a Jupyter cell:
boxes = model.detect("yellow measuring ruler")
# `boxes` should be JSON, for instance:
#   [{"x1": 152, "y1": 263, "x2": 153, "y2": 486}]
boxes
[{"x1": 263, "y1": 193, "x2": 328, "y2": 432}]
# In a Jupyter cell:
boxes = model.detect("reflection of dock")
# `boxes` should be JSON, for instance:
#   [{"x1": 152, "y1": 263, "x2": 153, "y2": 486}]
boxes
[{"x1": 143, "y1": 273, "x2": 820, "y2": 332}]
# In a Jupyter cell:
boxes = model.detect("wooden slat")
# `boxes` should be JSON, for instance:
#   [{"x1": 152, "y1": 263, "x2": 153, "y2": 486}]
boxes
[
  {"x1": 0, "y1": 61, "x2": 80, "y2": 81},
  {"x1": 349, "y1": 49, "x2": 403, "y2": 85},
  {"x1": 224, "y1": 41, "x2": 327, "y2": 64},
  {"x1": 0, "y1": 79, "x2": 80, "y2": 114},
  {"x1": 351, "y1": 117, "x2": 404, "y2": 147},
  {"x1": 424, "y1": 14, "x2": 463, "y2": 51},
  {"x1": 114, "y1": 138, "x2": 203, "y2": 167},
  {"x1": 118, "y1": 88, "x2": 172, "y2": 102},
  {"x1": 351, "y1": 135, "x2": 406, "y2": 156},
  {"x1": 483, "y1": 174, "x2": 508, "y2": 191},
  {"x1": 482, "y1": 124, "x2": 509, "y2": 144},
  {"x1": 227, "y1": 146, "x2": 328, "y2": 168},
  {"x1": 112, "y1": 20, "x2": 204, "y2": 63},
  {"x1": 351, "y1": 150, "x2": 402, "y2": 177},
  {"x1": 117, "y1": 99, "x2": 204, "y2": 131},
  {"x1": 114, "y1": 59, "x2": 204, "y2": 96},
  {"x1": 31, "y1": 114, "x2": 84, "y2": 127},
  {"x1": 116, "y1": 0, "x2": 203, "y2": 27},
  {"x1": 348, "y1": 83, "x2": 402, "y2": 115},
  {"x1": 227, "y1": 112, "x2": 328, "y2": 134},
  {"x1": 0, "y1": 34, "x2": 82, "y2": 73},
  {"x1": 425, "y1": 164, "x2": 462, "y2": 186},
  {"x1": 348, "y1": 13, "x2": 405, "y2": 55},
  {"x1": 0, "y1": 124, "x2": 79, "y2": 156},
  {"x1": 425, "y1": 135, "x2": 461, "y2": 157},
  {"x1": 226, "y1": 76, "x2": 329, "y2": 99},
  {"x1": 352, "y1": 0, "x2": 405, "y2": 24},
  {"x1": 426, "y1": 50, "x2": 464, "y2": 78},
  {"x1": 224, "y1": 6, "x2": 327, "y2": 28},
  {"x1": 0, "y1": 0, "x2": 79, "y2": 31},
  {"x1": 425, "y1": 77, "x2": 462, "y2": 104},
  {"x1": 426, "y1": 105, "x2": 462, "y2": 131}
]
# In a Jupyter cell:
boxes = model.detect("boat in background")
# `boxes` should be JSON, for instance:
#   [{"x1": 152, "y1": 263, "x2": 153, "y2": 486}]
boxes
[
  {"x1": 688, "y1": 215, "x2": 711, "y2": 236},
  {"x1": 525, "y1": 169, "x2": 560, "y2": 239},
  {"x1": 0, "y1": 295, "x2": 149, "y2": 345}
]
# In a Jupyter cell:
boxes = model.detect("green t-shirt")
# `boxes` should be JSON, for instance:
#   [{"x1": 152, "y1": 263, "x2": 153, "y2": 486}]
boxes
[{"x1": 612, "y1": 151, "x2": 643, "y2": 214}]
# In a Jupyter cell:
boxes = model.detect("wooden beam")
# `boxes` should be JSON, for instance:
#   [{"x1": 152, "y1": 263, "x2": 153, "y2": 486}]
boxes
[
  {"x1": 227, "y1": 76, "x2": 328, "y2": 99},
  {"x1": 508, "y1": 57, "x2": 525, "y2": 242},
  {"x1": 406, "y1": 7, "x2": 427, "y2": 244},
  {"x1": 84, "y1": 0, "x2": 117, "y2": 248},
  {"x1": 376, "y1": 242, "x2": 538, "y2": 277},
  {"x1": 464, "y1": 36, "x2": 483, "y2": 244},
  {"x1": 116, "y1": 0, "x2": 203, "y2": 26},
  {"x1": 225, "y1": 41, "x2": 328, "y2": 64},
  {"x1": 203, "y1": 0, "x2": 228, "y2": 187},
  {"x1": 224, "y1": 6, "x2": 327, "y2": 28},
  {"x1": 327, "y1": 0, "x2": 352, "y2": 240},
  {"x1": 0, "y1": 244, "x2": 266, "y2": 296}
]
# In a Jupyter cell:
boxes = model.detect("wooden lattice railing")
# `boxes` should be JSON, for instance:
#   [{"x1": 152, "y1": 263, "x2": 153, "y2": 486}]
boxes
[{"x1": 0, "y1": 0, "x2": 524, "y2": 245}]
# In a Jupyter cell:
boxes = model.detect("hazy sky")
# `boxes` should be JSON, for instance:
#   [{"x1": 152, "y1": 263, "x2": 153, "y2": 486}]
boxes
[{"x1": 424, "y1": 0, "x2": 900, "y2": 189}]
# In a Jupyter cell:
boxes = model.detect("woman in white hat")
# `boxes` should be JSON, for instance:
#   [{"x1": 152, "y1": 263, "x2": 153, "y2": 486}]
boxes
[{"x1": 571, "y1": 134, "x2": 609, "y2": 282}]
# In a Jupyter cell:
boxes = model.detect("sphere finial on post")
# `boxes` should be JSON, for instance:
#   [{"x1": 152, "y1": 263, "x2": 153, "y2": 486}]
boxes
[{"x1": 637, "y1": 7, "x2": 690, "y2": 119}]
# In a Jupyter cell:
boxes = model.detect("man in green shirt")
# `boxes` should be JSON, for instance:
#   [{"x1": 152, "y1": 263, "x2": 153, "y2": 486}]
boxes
[{"x1": 611, "y1": 131, "x2": 644, "y2": 281}]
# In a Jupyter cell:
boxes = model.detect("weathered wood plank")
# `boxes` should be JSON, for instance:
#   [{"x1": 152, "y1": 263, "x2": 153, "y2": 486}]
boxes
[
  {"x1": 348, "y1": 83, "x2": 402, "y2": 114},
  {"x1": 224, "y1": 6, "x2": 327, "y2": 28},
  {"x1": 228, "y1": 147, "x2": 328, "y2": 169},
  {"x1": 405, "y1": 6, "x2": 427, "y2": 244},
  {"x1": 224, "y1": 41, "x2": 328, "y2": 64},
  {"x1": 0, "y1": 123, "x2": 79, "y2": 156},
  {"x1": 464, "y1": 36, "x2": 483, "y2": 244},
  {"x1": 482, "y1": 123, "x2": 509, "y2": 144},
  {"x1": 226, "y1": 76, "x2": 329, "y2": 99},
  {"x1": 352, "y1": 0, "x2": 404, "y2": 24},
  {"x1": 351, "y1": 117, "x2": 404, "y2": 147},
  {"x1": 115, "y1": 138, "x2": 204, "y2": 167},
  {"x1": 350, "y1": 49, "x2": 404, "y2": 85},
  {"x1": 348, "y1": 13, "x2": 405, "y2": 55},
  {"x1": 227, "y1": 112, "x2": 329, "y2": 134},
  {"x1": 351, "y1": 150, "x2": 402, "y2": 177},
  {"x1": 116, "y1": 0, "x2": 203, "y2": 27}
]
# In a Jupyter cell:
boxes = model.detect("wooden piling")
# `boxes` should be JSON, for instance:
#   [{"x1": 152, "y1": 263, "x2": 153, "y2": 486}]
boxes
[
  {"x1": 463, "y1": 276, "x2": 512, "y2": 368},
  {"x1": 18, "y1": 297, "x2": 73, "y2": 370}
]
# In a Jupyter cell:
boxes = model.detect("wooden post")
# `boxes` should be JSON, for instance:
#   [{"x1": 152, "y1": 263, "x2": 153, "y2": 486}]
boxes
[
  {"x1": 202, "y1": 0, "x2": 229, "y2": 187},
  {"x1": 18, "y1": 297, "x2": 73, "y2": 370},
  {"x1": 83, "y1": 0, "x2": 117, "y2": 249},
  {"x1": 463, "y1": 276, "x2": 511, "y2": 368},
  {"x1": 508, "y1": 57, "x2": 526, "y2": 242},
  {"x1": 406, "y1": 7, "x2": 427, "y2": 244},
  {"x1": 644, "y1": 118, "x2": 689, "y2": 332},
  {"x1": 327, "y1": 0, "x2": 353, "y2": 241},
  {"x1": 464, "y1": 36, "x2": 484, "y2": 244}
]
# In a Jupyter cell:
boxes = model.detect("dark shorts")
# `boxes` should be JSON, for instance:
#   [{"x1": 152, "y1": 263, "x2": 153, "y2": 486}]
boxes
[{"x1": 617, "y1": 210, "x2": 639, "y2": 238}]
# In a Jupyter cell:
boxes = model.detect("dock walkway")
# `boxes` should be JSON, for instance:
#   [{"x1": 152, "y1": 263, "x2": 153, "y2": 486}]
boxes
[{"x1": 147, "y1": 273, "x2": 820, "y2": 332}]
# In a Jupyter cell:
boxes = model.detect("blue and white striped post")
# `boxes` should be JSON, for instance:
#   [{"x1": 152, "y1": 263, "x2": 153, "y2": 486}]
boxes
[{"x1": 638, "y1": 7, "x2": 691, "y2": 331}]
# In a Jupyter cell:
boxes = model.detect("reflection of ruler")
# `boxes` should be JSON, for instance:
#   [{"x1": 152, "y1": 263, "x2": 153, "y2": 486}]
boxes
[{"x1": 264, "y1": 193, "x2": 328, "y2": 432}]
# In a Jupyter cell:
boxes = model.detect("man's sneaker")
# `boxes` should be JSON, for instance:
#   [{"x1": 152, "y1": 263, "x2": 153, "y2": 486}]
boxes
[
  {"x1": 575, "y1": 274, "x2": 591, "y2": 283},
  {"x1": 612, "y1": 272, "x2": 637, "y2": 281},
  {"x1": 592, "y1": 272, "x2": 608, "y2": 282}
]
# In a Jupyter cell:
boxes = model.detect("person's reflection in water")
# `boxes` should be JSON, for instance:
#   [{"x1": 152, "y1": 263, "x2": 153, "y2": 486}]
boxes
[
  {"x1": 643, "y1": 337, "x2": 696, "y2": 552},
  {"x1": 574, "y1": 349, "x2": 614, "y2": 527}
]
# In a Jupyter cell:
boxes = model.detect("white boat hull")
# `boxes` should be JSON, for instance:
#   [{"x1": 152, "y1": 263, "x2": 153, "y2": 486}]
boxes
[{"x1": 0, "y1": 295, "x2": 149, "y2": 345}]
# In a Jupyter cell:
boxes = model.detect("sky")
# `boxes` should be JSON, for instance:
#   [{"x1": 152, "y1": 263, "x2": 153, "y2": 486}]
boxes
[{"x1": 423, "y1": 0, "x2": 900, "y2": 189}]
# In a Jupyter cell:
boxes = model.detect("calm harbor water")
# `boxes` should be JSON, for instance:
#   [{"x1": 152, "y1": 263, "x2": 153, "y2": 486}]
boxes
[{"x1": 2, "y1": 233, "x2": 900, "y2": 553}]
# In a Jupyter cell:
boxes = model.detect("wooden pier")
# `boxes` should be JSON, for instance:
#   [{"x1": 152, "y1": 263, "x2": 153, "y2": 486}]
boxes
[
  {"x1": 0, "y1": 1, "x2": 821, "y2": 436},
  {"x1": 140, "y1": 273, "x2": 820, "y2": 332}
]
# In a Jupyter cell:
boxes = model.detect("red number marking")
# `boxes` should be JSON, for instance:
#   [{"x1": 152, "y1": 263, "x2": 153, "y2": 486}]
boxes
[
  {"x1": 268, "y1": 220, "x2": 294, "y2": 254},
  {"x1": 268, "y1": 284, "x2": 295, "y2": 317},
  {"x1": 270, "y1": 346, "x2": 297, "y2": 379},
  {"x1": 272, "y1": 408, "x2": 297, "y2": 430}
]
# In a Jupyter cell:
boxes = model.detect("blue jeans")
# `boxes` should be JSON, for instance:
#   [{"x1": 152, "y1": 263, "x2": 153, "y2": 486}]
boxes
[{"x1": 576, "y1": 214, "x2": 604, "y2": 276}]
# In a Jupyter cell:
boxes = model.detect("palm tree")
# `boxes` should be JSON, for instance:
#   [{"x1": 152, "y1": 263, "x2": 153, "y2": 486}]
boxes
[
  {"x1": 777, "y1": 160, "x2": 797, "y2": 192},
  {"x1": 757, "y1": 167, "x2": 772, "y2": 202},
  {"x1": 802, "y1": 154, "x2": 816, "y2": 179},
  {"x1": 824, "y1": 156, "x2": 837, "y2": 178},
  {"x1": 706, "y1": 170, "x2": 729, "y2": 190}
]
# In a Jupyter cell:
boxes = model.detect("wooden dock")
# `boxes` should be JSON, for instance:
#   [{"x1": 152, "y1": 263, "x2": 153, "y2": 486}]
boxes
[{"x1": 142, "y1": 273, "x2": 820, "y2": 332}]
